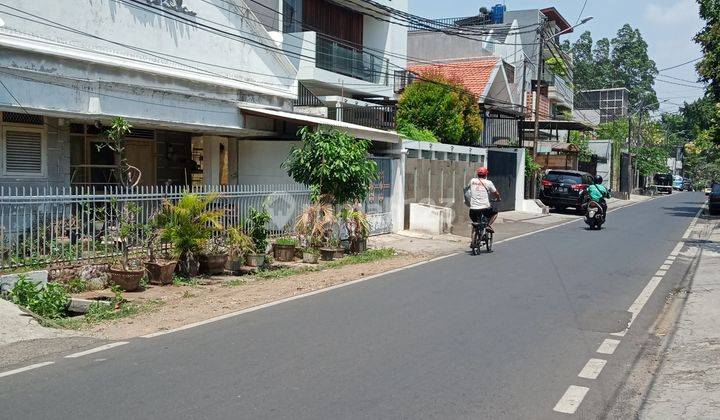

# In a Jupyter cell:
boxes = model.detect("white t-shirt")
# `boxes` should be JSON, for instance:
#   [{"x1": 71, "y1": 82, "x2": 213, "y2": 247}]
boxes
[{"x1": 468, "y1": 178, "x2": 497, "y2": 210}]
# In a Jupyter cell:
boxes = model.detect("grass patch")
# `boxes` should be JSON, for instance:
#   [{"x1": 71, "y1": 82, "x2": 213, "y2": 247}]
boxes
[
  {"x1": 172, "y1": 275, "x2": 201, "y2": 287},
  {"x1": 253, "y1": 248, "x2": 397, "y2": 281},
  {"x1": 50, "y1": 299, "x2": 165, "y2": 330},
  {"x1": 224, "y1": 278, "x2": 249, "y2": 287}
]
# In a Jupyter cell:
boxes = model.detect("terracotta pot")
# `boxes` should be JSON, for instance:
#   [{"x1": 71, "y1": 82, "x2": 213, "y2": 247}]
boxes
[
  {"x1": 332, "y1": 248, "x2": 345, "y2": 259},
  {"x1": 273, "y1": 244, "x2": 296, "y2": 262},
  {"x1": 144, "y1": 260, "x2": 177, "y2": 285},
  {"x1": 198, "y1": 254, "x2": 228, "y2": 275},
  {"x1": 320, "y1": 248, "x2": 335, "y2": 261},
  {"x1": 109, "y1": 267, "x2": 144, "y2": 292},
  {"x1": 246, "y1": 253, "x2": 266, "y2": 267},
  {"x1": 303, "y1": 251, "x2": 320, "y2": 264},
  {"x1": 349, "y1": 238, "x2": 367, "y2": 254}
]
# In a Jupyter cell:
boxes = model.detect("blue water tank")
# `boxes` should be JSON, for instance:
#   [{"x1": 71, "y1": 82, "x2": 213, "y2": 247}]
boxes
[{"x1": 490, "y1": 4, "x2": 506, "y2": 24}]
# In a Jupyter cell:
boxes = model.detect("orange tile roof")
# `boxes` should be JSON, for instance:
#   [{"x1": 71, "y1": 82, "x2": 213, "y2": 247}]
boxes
[{"x1": 408, "y1": 58, "x2": 500, "y2": 98}]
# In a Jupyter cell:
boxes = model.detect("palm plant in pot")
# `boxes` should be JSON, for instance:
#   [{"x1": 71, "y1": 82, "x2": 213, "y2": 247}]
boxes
[
  {"x1": 143, "y1": 210, "x2": 177, "y2": 285},
  {"x1": 295, "y1": 197, "x2": 335, "y2": 261},
  {"x1": 160, "y1": 193, "x2": 223, "y2": 277},
  {"x1": 226, "y1": 226, "x2": 253, "y2": 272},
  {"x1": 108, "y1": 202, "x2": 145, "y2": 292},
  {"x1": 341, "y1": 206, "x2": 370, "y2": 254},
  {"x1": 246, "y1": 207, "x2": 271, "y2": 267}
]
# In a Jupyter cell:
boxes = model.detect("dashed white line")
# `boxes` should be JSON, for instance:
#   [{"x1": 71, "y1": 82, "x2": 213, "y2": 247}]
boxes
[
  {"x1": 65, "y1": 342, "x2": 129, "y2": 358},
  {"x1": 660, "y1": 264, "x2": 671, "y2": 270},
  {"x1": 667, "y1": 255, "x2": 676, "y2": 261},
  {"x1": 578, "y1": 358, "x2": 607, "y2": 379},
  {"x1": 626, "y1": 276, "x2": 665, "y2": 327},
  {"x1": 553, "y1": 385, "x2": 590, "y2": 414},
  {"x1": 655, "y1": 269, "x2": 667, "y2": 277},
  {"x1": 597, "y1": 338, "x2": 621, "y2": 355},
  {"x1": 0, "y1": 361, "x2": 54, "y2": 378}
]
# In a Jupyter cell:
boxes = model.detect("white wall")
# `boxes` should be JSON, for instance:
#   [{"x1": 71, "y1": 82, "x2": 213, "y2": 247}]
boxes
[{"x1": 235, "y1": 140, "x2": 299, "y2": 184}]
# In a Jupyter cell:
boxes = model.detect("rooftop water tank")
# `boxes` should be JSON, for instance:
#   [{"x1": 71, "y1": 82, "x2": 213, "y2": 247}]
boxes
[{"x1": 490, "y1": 4, "x2": 506, "y2": 24}]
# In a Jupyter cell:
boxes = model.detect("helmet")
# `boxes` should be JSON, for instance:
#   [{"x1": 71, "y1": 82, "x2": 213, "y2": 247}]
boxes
[
  {"x1": 476, "y1": 167, "x2": 489, "y2": 177},
  {"x1": 594, "y1": 175, "x2": 603, "y2": 184}
]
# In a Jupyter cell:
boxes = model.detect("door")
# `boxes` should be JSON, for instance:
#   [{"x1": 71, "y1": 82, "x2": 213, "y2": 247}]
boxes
[
  {"x1": 487, "y1": 150, "x2": 517, "y2": 212},
  {"x1": 125, "y1": 140, "x2": 156, "y2": 186}
]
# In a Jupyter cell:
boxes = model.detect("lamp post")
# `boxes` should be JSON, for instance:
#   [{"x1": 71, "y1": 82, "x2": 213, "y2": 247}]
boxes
[{"x1": 531, "y1": 16, "x2": 593, "y2": 197}]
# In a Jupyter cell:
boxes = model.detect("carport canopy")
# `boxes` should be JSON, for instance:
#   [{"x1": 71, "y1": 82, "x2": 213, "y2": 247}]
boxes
[{"x1": 239, "y1": 105, "x2": 400, "y2": 143}]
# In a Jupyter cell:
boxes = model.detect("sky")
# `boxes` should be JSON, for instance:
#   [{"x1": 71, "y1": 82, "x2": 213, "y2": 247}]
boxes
[{"x1": 410, "y1": 0, "x2": 706, "y2": 114}]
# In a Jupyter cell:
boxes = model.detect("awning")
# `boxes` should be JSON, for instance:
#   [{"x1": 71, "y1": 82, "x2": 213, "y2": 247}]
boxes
[
  {"x1": 239, "y1": 106, "x2": 401, "y2": 143},
  {"x1": 520, "y1": 119, "x2": 595, "y2": 131}
]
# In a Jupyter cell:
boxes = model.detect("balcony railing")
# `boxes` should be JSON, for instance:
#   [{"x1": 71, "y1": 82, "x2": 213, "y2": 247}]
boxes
[
  {"x1": 327, "y1": 105, "x2": 397, "y2": 130},
  {"x1": 316, "y1": 34, "x2": 389, "y2": 85},
  {"x1": 543, "y1": 71, "x2": 574, "y2": 108}
]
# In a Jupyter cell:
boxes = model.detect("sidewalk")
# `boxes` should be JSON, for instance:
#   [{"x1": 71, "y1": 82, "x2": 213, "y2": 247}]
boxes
[{"x1": 640, "y1": 216, "x2": 720, "y2": 419}]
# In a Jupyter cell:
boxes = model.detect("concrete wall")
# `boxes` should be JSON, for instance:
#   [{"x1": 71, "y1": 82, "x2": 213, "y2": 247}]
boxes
[
  {"x1": 0, "y1": 117, "x2": 71, "y2": 189},
  {"x1": 235, "y1": 140, "x2": 299, "y2": 184}
]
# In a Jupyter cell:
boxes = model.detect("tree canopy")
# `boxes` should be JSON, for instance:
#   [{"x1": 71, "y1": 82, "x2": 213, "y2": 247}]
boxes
[
  {"x1": 571, "y1": 25, "x2": 658, "y2": 113},
  {"x1": 396, "y1": 74, "x2": 483, "y2": 145}
]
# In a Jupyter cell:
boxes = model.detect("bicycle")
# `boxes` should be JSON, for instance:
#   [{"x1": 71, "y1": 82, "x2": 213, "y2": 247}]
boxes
[{"x1": 470, "y1": 214, "x2": 493, "y2": 255}]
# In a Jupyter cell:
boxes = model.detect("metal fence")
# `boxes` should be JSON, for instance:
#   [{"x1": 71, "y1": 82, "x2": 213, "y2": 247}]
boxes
[{"x1": 0, "y1": 184, "x2": 311, "y2": 270}]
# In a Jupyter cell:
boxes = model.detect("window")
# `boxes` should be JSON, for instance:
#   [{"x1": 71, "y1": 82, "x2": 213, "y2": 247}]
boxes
[{"x1": 2, "y1": 127, "x2": 46, "y2": 176}]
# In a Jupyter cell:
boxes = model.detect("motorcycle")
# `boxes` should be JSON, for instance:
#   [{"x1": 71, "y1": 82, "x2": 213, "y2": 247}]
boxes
[{"x1": 584, "y1": 200, "x2": 605, "y2": 230}]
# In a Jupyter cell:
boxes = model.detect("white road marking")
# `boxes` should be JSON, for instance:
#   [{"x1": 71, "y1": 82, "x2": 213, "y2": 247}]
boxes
[
  {"x1": 626, "y1": 276, "x2": 665, "y2": 327},
  {"x1": 65, "y1": 342, "x2": 129, "y2": 358},
  {"x1": 670, "y1": 241, "x2": 685, "y2": 257},
  {"x1": 553, "y1": 385, "x2": 590, "y2": 414},
  {"x1": 660, "y1": 264, "x2": 671, "y2": 270},
  {"x1": 667, "y1": 255, "x2": 676, "y2": 261},
  {"x1": 0, "y1": 362, "x2": 54, "y2": 378},
  {"x1": 578, "y1": 358, "x2": 607, "y2": 379},
  {"x1": 597, "y1": 339, "x2": 621, "y2": 355},
  {"x1": 655, "y1": 269, "x2": 667, "y2": 277}
]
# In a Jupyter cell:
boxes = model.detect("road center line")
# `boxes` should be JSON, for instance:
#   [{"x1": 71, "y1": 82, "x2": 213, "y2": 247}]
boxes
[
  {"x1": 597, "y1": 339, "x2": 621, "y2": 355},
  {"x1": 553, "y1": 385, "x2": 590, "y2": 414},
  {"x1": 578, "y1": 358, "x2": 607, "y2": 380},
  {"x1": 0, "y1": 362, "x2": 54, "y2": 378},
  {"x1": 65, "y1": 342, "x2": 129, "y2": 358}
]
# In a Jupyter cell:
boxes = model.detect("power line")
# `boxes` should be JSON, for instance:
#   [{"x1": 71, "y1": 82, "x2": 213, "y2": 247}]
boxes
[
  {"x1": 575, "y1": 0, "x2": 588, "y2": 25},
  {"x1": 658, "y1": 57, "x2": 702, "y2": 72},
  {"x1": 655, "y1": 78, "x2": 707, "y2": 90}
]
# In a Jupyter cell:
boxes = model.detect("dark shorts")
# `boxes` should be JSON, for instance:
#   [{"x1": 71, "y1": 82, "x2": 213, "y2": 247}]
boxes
[{"x1": 469, "y1": 208, "x2": 497, "y2": 223}]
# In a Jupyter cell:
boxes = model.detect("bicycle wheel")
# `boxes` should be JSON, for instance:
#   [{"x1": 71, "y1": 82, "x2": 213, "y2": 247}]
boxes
[
  {"x1": 485, "y1": 231, "x2": 493, "y2": 253},
  {"x1": 470, "y1": 226, "x2": 479, "y2": 255}
]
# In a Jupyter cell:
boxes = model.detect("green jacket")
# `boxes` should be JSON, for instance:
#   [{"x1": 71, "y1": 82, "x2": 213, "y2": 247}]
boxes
[{"x1": 587, "y1": 184, "x2": 609, "y2": 202}]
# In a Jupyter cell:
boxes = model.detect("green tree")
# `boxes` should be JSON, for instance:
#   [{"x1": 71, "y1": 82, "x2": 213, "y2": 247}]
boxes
[
  {"x1": 696, "y1": 0, "x2": 720, "y2": 100},
  {"x1": 397, "y1": 74, "x2": 483, "y2": 145},
  {"x1": 610, "y1": 25, "x2": 659, "y2": 113},
  {"x1": 283, "y1": 127, "x2": 378, "y2": 204}
]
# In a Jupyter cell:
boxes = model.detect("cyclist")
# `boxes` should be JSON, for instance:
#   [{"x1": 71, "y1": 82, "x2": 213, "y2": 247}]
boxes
[
  {"x1": 467, "y1": 167, "x2": 501, "y2": 233},
  {"x1": 586, "y1": 175, "x2": 610, "y2": 216}
]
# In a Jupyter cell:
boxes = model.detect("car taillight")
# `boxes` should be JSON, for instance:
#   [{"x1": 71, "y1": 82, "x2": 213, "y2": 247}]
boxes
[
  {"x1": 541, "y1": 180, "x2": 552, "y2": 187},
  {"x1": 570, "y1": 184, "x2": 586, "y2": 191}
]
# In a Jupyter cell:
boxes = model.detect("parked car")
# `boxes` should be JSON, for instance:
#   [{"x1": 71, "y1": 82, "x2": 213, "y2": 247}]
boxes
[
  {"x1": 652, "y1": 173, "x2": 673, "y2": 194},
  {"x1": 673, "y1": 175, "x2": 684, "y2": 191},
  {"x1": 709, "y1": 184, "x2": 720, "y2": 216},
  {"x1": 683, "y1": 179, "x2": 694, "y2": 191},
  {"x1": 539, "y1": 170, "x2": 594, "y2": 212}
]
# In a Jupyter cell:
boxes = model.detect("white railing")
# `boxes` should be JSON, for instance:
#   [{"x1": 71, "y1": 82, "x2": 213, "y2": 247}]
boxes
[{"x1": 0, "y1": 184, "x2": 311, "y2": 270}]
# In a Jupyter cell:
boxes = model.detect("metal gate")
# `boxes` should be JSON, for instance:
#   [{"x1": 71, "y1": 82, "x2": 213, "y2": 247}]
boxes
[
  {"x1": 364, "y1": 157, "x2": 393, "y2": 235},
  {"x1": 487, "y1": 150, "x2": 517, "y2": 212}
]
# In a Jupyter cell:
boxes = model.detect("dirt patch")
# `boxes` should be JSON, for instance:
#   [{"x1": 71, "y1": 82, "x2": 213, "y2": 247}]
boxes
[{"x1": 81, "y1": 252, "x2": 431, "y2": 340}]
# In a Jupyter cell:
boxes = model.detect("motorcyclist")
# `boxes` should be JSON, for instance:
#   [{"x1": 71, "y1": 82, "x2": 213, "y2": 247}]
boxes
[
  {"x1": 467, "y1": 167, "x2": 501, "y2": 233},
  {"x1": 586, "y1": 175, "x2": 610, "y2": 216}
]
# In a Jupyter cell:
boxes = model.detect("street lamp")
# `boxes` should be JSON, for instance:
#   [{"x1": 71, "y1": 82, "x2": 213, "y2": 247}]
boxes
[{"x1": 530, "y1": 16, "x2": 594, "y2": 197}]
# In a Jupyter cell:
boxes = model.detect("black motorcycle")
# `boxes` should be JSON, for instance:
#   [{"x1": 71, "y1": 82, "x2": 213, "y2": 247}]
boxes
[{"x1": 584, "y1": 200, "x2": 605, "y2": 230}]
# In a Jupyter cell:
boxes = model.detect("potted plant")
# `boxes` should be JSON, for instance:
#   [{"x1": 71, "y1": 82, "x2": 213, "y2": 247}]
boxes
[
  {"x1": 328, "y1": 237, "x2": 345, "y2": 260},
  {"x1": 341, "y1": 207, "x2": 370, "y2": 254},
  {"x1": 160, "y1": 193, "x2": 223, "y2": 277},
  {"x1": 198, "y1": 236, "x2": 228, "y2": 275},
  {"x1": 295, "y1": 199, "x2": 336, "y2": 261},
  {"x1": 226, "y1": 226, "x2": 253, "y2": 272},
  {"x1": 246, "y1": 207, "x2": 271, "y2": 267},
  {"x1": 302, "y1": 246, "x2": 320, "y2": 264},
  {"x1": 108, "y1": 202, "x2": 144, "y2": 292},
  {"x1": 143, "y1": 216, "x2": 178, "y2": 286},
  {"x1": 273, "y1": 236, "x2": 298, "y2": 262}
]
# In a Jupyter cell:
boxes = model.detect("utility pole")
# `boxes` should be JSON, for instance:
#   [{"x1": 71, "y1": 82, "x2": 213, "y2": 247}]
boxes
[{"x1": 531, "y1": 22, "x2": 546, "y2": 198}]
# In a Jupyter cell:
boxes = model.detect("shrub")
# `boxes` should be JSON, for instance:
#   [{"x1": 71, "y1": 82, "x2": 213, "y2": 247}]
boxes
[
  {"x1": 248, "y1": 207, "x2": 271, "y2": 254},
  {"x1": 397, "y1": 121, "x2": 438, "y2": 142},
  {"x1": 10, "y1": 276, "x2": 69, "y2": 319},
  {"x1": 275, "y1": 236, "x2": 299, "y2": 246},
  {"x1": 160, "y1": 193, "x2": 223, "y2": 266},
  {"x1": 283, "y1": 127, "x2": 378, "y2": 204}
]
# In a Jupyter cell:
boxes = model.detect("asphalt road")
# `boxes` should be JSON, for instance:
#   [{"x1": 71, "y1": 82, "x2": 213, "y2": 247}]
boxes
[{"x1": 0, "y1": 192, "x2": 706, "y2": 420}]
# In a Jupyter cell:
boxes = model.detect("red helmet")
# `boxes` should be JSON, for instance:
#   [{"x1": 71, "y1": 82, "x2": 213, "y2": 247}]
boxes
[{"x1": 476, "y1": 167, "x2": 489, "y2": 177}]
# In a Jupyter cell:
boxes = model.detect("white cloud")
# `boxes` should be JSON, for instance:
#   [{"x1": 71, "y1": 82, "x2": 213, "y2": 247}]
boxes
[{"x1": 644, "y1": 0, "x2": 700, "y2": 26}]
